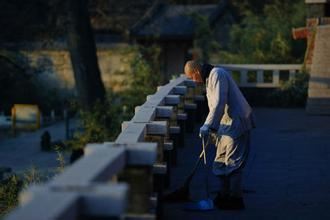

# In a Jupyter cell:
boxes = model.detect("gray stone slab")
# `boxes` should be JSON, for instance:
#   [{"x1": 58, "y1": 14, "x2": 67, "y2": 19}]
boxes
[{"x1": 164, "y1": 108, "x2": 330, "y2": 219}]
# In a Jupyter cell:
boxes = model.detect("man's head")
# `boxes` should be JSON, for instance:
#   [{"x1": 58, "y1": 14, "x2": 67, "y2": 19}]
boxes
[{"x1": 184, "y1": 60, "x2": 203, "y2": 83}]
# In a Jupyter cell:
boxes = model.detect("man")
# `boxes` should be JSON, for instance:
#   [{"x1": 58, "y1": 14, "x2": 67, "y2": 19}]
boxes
[{"x1": 184, "y1": 60, "x2": 255, "y2": 210}]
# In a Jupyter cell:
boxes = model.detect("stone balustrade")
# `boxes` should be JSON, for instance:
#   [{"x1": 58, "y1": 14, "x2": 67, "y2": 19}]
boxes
[
  {"x1": 5, "y1": 75, "x2": 203, "y2": 220},
  {"x1": 218, "y1": 64, "x2": 301, "y2": 88},
  {"x1": 6, "y1": 64, "x2": 305, "y2": 219}
]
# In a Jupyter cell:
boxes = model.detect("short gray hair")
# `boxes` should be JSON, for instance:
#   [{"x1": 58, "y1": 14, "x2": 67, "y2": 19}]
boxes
[{"x1": 184, "y1": 60, "x2": 202, "y2": 76}]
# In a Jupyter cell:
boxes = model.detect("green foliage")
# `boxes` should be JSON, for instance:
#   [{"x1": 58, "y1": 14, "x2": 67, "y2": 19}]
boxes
[
  {"x1": 192, "y1": 13, "x2": 221, "y2": 62},
  {"x1": 68, "y1": 99, "x2": 120, "y2": 149},
  {"x1": 266, "y1": 71, "x2": 309, "y2": 107},
  {"x1": 66, "y1": 45, "x2": 161, "y2": 150},
  {"x1": 215, "y1": 0, "x2": 306, "y2": 64},
  {"x1": 0, "y1": 166, "x2": 45, "y2": 217},
  {"x1": 213, "y1": 0, "x2": 309, "y2": 107},
  {"x1": 54, "y1": 146, "x2": 66, "y2": 173},
  {"x1": 22, "y1": 166, "x2": 43, "y2": 188},
  {"x1": 120, "y1": 45, "x2": 161, "y2": 114},
  {"x1": 0, "y1": 175, "x2": 21, "y2": 215}
]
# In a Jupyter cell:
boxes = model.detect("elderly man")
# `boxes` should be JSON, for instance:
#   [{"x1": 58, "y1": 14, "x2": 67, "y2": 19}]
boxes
[{"x1": 184, "y1": 60, "x2": 255, "y2": 210}]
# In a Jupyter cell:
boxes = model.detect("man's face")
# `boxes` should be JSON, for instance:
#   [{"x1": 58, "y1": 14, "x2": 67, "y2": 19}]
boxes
[{"x1": 185, "y1": 69, "x2": 203, "y2": 84}]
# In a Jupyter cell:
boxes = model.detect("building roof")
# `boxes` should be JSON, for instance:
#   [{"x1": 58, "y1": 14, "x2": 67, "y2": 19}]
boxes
[
  {"x1": 130, "y1": 1, "x2": 228, "y2": 40},
  {"x1": 89, "y1": 0, "x2": 154, "y2": 34}
]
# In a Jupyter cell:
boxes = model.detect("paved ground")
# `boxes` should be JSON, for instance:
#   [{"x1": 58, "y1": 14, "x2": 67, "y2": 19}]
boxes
[
  {"x1": 164, "y1": 108, "x2": 330, "y2": 220},
  {"x1": 0, "y1": 120, "x2": 77, "y2": 176}
]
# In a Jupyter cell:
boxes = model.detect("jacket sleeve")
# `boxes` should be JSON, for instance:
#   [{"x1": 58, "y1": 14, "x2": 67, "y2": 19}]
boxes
[{"x1": 204, "y1": 70, "x2": 228, "y2": 130}]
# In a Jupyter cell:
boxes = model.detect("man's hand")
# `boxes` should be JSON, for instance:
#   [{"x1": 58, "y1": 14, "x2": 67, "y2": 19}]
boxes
[{"x1": 199, "y1": 124, "x2": 209, "y2": 138}]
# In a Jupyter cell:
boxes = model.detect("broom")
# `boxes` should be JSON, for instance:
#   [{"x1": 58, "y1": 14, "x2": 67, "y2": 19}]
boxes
[{"x1": 162, "y1": 136, "x2": 209, "y2": 203}]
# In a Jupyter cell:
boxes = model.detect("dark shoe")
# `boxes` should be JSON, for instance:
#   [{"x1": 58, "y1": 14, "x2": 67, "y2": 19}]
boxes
[
  {"x1": 225, "y1": 196, "x2": 245, "y2": 210},
  {"x1": 213, "y1": 193, "x2": 229, "y2": 209}
]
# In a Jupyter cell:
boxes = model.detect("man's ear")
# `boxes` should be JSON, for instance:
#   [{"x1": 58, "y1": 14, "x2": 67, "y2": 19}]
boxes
[
  {"x1": 193, "y1": 70, "x2": 203, "y2": 83},
  {"x1": 193, "y1": 69, "x2": 199, "y2": 75}
]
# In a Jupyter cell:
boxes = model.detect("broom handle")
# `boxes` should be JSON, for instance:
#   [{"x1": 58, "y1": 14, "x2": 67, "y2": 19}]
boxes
[
  {"x1": 184, "y1": 136, "x2": 210, "y2": 186},
  {"x1": 202, "y1": 136, "x2": 206, "y2": 164},
  {"x1": 201, "y1": 135, "x2": 209, "y2": 164}
]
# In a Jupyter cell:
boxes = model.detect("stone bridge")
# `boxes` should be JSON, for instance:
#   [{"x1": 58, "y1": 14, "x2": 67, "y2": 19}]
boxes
[{"x1": 5, "y1": 62, "x2": 330, "y2": 220}]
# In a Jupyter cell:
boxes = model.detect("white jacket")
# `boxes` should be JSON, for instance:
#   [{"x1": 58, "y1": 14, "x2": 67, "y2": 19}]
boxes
[{"x1": 204, "y1": 67, "x2": 255, "y2": 138}]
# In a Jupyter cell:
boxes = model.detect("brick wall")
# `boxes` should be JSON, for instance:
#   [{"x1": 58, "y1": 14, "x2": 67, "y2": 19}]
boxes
[{"x1": 306, "y1": 25, "x2": 330, "y2": 114}]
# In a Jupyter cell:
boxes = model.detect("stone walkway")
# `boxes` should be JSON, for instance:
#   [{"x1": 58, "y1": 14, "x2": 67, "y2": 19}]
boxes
[
  {"x1": 0, "y1": 120, "x2": 77, "y2": 176},
  {"x1": 164, "y1": 108, "x2": 330, "y2": 220}
]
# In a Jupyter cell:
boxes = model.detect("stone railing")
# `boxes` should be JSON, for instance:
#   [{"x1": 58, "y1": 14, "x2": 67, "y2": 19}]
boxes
[
  {"x1": 218, "y1": 64, "x2": 302, "y2": 88},
  {"x1": 5, "y1": 75, "x2": 205, "y2": 220},
  {"x1": 6, "y1": 64, "x2": 302, "y2": 219}
]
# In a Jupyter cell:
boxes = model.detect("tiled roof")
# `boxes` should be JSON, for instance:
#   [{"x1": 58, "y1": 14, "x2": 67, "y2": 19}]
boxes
[{"x1": 131, "y1": 3, "x2": 225, "y2": 40}]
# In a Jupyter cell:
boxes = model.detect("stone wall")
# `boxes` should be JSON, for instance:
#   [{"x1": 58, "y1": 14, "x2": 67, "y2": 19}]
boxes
[
  {"x1": 20, "y1": 43, "x2": 133, "y2": 98},
  {"x1": 306, "y1": 25, "x2": 330, "y2": 114}
]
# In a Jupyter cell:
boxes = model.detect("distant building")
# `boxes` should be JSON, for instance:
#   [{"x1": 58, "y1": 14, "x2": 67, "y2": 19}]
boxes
[{"x1": 130, "y1": 1, "x2": 235, "y2": 80}]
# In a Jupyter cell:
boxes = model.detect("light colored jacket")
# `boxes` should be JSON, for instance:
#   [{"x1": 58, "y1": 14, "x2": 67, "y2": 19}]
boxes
[{"x1": 204, "y1": 67, "x2": 255, "y2": 138}]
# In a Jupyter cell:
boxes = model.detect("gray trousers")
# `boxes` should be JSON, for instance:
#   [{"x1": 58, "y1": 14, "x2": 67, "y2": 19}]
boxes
[
  {"x1": 212, "y1": 132, "x2": 250, "y2": 197},
  {"x1": 218, "y1": 169, "x2": 243, "y2": 197}
]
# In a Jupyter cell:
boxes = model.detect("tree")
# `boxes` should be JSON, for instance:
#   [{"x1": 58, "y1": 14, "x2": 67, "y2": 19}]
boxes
[
  {"x1": 216, "y1": 0, "x2": 306, "y2": 64},
  {"x1": 66, "y1": 0, "x2": 106, "y2": 110},
  {"x1": 0, "y1": 0, "x2": 107, "y2": 111}
]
